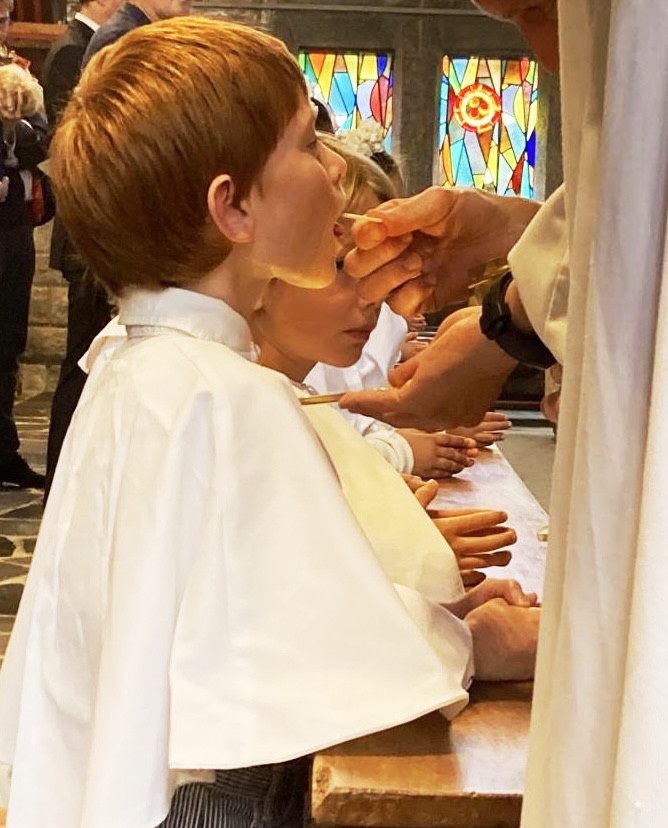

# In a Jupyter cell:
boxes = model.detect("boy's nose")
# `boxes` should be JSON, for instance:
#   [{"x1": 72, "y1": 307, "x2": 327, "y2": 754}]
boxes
[{"x1": 324, "y1": 144, "x2": 347, "y2": 186}]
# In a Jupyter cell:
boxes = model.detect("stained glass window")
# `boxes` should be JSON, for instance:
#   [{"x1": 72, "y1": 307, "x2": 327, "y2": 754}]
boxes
[
  {"x1": 298, "y1": 50, "x2": 393, "y2": 148},
  {"x1": 439, "y1": 57, "x2": 539, "y2": 197}
]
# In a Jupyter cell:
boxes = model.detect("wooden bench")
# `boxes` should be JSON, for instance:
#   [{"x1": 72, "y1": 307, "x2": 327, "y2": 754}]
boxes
[{"x1": 311, "y1": 445, "x2": 548, "y2": 828}]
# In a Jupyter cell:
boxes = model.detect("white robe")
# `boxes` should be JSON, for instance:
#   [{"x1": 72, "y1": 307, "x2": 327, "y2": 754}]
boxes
[
  {"x1": 520, "y1": 1, "x2": 668, "y2": 826},
  {"x1": 0, "y1": 287, "x2": 472, "y2": 828}
]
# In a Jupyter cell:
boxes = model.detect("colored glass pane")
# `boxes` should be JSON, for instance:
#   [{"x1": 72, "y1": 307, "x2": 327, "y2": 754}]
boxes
[
  {"x1": 299, "y1": 50, "x2": 394, "y2": 148},
  {"x1": 438, "y1": 56, "x2": 539, "y2": 197}
]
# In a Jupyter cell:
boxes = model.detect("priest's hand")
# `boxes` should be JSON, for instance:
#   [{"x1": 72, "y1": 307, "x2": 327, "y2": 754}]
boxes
[
  {"x1": 344, "y1": 185, "x2": 540, "y2": 316},
  {"x1": 399, "y1": 429, "x2": 478, "y2": 478},
  {"x1": 430, "y1": 507, "x2": 515, "y2": 575},
  {"x1": 340, "y1": 306, "x2": 518, "y2": 430},
  {"x1": 465, "y1": 596, "x2": 540, "y2": 681}
]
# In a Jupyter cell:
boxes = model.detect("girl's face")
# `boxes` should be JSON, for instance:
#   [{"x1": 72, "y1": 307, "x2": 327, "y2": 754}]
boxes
[
  {"x1": 252, "y1": 188, "x2": 384, "y2": 382},
  {"x1": 246, "y1": 99, "x2": 348, "y2": 289}
]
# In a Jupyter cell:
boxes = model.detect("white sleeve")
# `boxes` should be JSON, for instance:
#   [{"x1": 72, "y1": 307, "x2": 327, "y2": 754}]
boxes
[
  {"x1": 365, "y1": 427, "x2": 414, "y2": 474},
  {"x1": 507, "y1": 184, "x2": 569, "y2": 364}
]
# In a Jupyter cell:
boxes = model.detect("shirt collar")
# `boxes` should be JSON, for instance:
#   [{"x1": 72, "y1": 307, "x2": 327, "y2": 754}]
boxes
[
  {"x1": 74, "y1": 12, "x2": 99, "y2": 31},
  {"x1": 119, "y1": 287, "x2": 259, "y2": 362}
]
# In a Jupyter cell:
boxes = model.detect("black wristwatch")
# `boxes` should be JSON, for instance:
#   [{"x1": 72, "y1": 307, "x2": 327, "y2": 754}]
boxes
[{"x1": 479, "y1": 271, "x2": 556, "y2": 369}]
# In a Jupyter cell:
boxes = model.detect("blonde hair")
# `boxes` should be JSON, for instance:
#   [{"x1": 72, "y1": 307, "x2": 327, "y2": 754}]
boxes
[
  {"x1": 319, "y1": 133, "x2": 396, "y2": 209},
  {"x1": 50, "y1": 17, "x2": 307, "y2": 294}
]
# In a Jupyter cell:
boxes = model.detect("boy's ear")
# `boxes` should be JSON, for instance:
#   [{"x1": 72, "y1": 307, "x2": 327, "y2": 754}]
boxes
[{"x1": 207, "y1": 175, "x2": 254, "y2": 243}]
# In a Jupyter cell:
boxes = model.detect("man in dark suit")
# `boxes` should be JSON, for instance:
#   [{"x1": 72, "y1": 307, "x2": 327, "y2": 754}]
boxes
[
  {"x1": 43, "y1": 0, "x2": 191, "y2": 499},
  {"x1": 82, "y1": 0, "x2": 191, "y2": 68},
  {"x1": 41, "y1": 0, "x2": 121, "y2": 497}
]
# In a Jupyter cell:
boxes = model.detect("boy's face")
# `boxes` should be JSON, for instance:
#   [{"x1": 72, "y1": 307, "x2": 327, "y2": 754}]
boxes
[
  {"x1": 252, "y1": 187, "x2": 384, "y2": 382},
  {"x1": 246, "y1": 99, "x2": 347, "y2": 289},
  {"x1": 253, "y1": 265, "x2": 382, "y2": 382}
]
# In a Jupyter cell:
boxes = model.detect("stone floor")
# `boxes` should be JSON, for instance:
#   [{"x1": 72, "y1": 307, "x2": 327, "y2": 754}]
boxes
[
  {"x1": 0, "y1": 395, "x2": 556, "y2": 667},
  {"x1": 0, "y1": 393, "x2": 49, "y2": 665}
]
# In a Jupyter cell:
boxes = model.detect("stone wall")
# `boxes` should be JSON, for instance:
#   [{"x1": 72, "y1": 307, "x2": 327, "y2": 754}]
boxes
[{"x1": 20, "y1": 0, "x2": 563, "y2": 395}]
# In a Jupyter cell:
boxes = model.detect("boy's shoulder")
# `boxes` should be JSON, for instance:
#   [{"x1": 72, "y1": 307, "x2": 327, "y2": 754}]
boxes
[{"x1": 110, "y1": 332, "x2": 294, "y2": 409}]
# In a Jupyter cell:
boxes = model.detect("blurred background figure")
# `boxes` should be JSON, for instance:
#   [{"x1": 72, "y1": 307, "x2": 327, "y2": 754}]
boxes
[
  {"x1": 0, "y1": 0, "x2": 48, "y2": 488},
  {"x1": 44, "y1": 0, "x2": 191, "y2": 497},
  {"x1": 41, "y1": 0, "x2": 122, "y2": 498}
]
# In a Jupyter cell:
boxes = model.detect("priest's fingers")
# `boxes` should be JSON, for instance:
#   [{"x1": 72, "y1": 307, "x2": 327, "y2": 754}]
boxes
[
  {"x1": 386, "y1": 276, "x2": 435, "y2": 317},
  {"x1": 338, "y1": 386, "x2": 425, "y2": 430},
  {"x1": 346, "y1": 249, "x2": 423, "y2": 304},
  {"x1": 365, "y1": 187, "x2": 458, "y2": 238}
]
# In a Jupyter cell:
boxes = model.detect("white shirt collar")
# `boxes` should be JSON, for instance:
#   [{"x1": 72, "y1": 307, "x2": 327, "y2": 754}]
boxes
[
  {"x1": 74, "y1": 11, "x2": 99, "y2": 31},
  {"x1": 119, "y1": 287, "x2": 259, "y2": 362}
]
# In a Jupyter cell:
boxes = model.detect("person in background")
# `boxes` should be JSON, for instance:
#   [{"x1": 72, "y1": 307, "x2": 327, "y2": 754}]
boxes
[
  {"x1": 0, "y1": 1, "x2": 48, "y2": 488},
  {"x1": 41, "y1": 0, "x2": 122, "y2": 498},
  {"x1": 44, "y1": 0, "x2": 192, "y2": 497},
  {"x1": 82, "y1": 0, "x2": 191, "y2": 66}
]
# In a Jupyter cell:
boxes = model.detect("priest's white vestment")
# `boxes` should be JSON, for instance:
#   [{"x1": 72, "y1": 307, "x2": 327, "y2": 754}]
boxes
[{"x1": 512, "y1": 2, "x2": 668, "y2": 825}]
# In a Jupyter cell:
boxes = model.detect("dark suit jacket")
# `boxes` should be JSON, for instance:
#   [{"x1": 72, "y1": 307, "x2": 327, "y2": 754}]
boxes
[
  {"x1": 41, "y1": 17, "x2": 94, "y2": 272},
  {"x1": 82, "y1": 3, "x2": 150, "y2": 67}
]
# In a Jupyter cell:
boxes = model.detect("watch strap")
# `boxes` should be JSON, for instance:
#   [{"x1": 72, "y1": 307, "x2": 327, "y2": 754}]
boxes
[{"x1": 480, "y1": 271, "x2": 556, "y2": 369}]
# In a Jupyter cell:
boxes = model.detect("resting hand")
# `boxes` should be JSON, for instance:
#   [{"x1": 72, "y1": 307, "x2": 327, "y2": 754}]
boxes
[
  {"x1": 450, "y1": 410, "x2": 512, "y2": 447},
  {"x1": 344, "y1": 186, "x2": 540, "y2": 315},
  {"x1": 446, "y1": 577, "x2": 537, "y2": 619},
  {"x1": 401, "y1": 474, "x2": 439, "y2": 510},
  {"x1": 340, "y1": 306, "x2": 518, "y2": 430},
  {"x1": 399, "y1": 429, "x2": 477, "y2": 479},
  {"x1": 464, "y1": 597, "x2": 540, "y2": 681},
  {"x1": 431, "y1": 507, "x2": 516, "y2": 574}
]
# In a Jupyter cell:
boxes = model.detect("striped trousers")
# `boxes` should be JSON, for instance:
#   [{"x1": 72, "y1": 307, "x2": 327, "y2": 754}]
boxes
[{"x1": 157, "y1": 758, "x2": 311, "y2": 828}]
